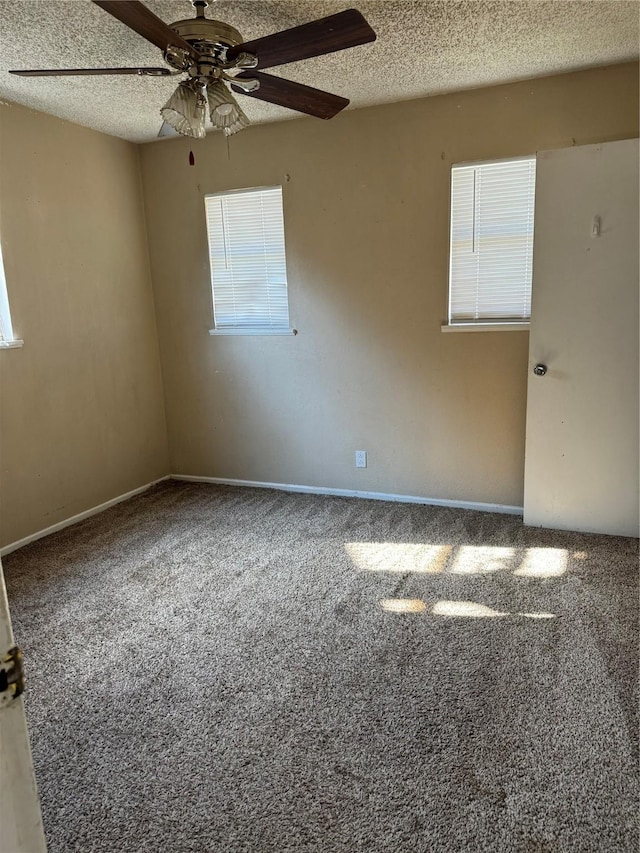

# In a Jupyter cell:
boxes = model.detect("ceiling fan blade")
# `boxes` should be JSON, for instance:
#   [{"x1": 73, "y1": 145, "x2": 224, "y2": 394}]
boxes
[
  {"x1": 92, "y1": 1, "x2": 198, "y2": 60},
  {"x1": 231, "y1": 71, "x2": 348, "y2": 120},
  {"x1": 227, "y1": 9, "x2": 376, "y2": 70},
  {"x1": 10, "y1": 67, "x2": 173, "y2": 77}
]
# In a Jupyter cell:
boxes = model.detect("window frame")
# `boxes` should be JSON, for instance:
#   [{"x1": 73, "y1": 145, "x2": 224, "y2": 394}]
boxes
[
  {"x1": 443, "y1": 154, "x2": 536, "y2": 333},
  {"x1": 205, "y1": 185, "x2": 294, "y2": 337},
  {"x1": 0, "y1": 241, "x2": 23, "y2": 349}
]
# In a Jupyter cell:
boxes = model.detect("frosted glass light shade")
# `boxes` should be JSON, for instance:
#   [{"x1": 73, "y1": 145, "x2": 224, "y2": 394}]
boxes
[
  {"x1": 161, "y1": 82, "x2": 206, "y2": 139},
  {"x1": 207, "y1": 82, "x2": 249, "y2": 136}
]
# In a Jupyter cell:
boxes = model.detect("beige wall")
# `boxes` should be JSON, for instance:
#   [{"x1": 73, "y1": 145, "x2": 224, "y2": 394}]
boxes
[
  {"x1": 140, "y1": 62, "x2": 638, "y2": 508},
  {"x1": 0, "y1": 103, "x2": 169, "y2": 547}
]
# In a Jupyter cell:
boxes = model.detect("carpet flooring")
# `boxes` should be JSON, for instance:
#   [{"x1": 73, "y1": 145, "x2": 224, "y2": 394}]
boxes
[{"x1": 3, "y1": 482, "x2": 639, "y2": 852}]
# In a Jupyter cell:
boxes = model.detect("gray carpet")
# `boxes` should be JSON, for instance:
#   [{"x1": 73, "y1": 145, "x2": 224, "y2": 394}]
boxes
[{"x1": 3, "y1": 481, "x2": 638, "y2": 852}]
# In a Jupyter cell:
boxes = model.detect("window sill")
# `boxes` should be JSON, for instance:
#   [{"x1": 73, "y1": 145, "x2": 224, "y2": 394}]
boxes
[
  {"x1": 209, "y1": 328, "x2": 297, "y2": 337},
  {"x1": 0, "y1": 339, "x2": 24, "y2": 349},
  {"x1": 441, "y1": 323, "x2": 529, "y2": 334}
]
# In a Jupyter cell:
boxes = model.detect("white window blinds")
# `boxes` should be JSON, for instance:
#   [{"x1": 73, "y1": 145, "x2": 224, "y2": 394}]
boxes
[
  {"x1": 205, "y1": 187, "x2": 290, "y2": 332},
  {"x1": 448, "y1": 156, "x2": 536, "y2": 324}
]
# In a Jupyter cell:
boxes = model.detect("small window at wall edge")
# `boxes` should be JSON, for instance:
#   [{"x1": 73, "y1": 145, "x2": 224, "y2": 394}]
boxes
[
  {"x1": 442, "y1": 154, "x2": 536, "y2": 333},
  {"x1": 205, "y1": 186, "x2": 295, "y2": 336},
  {"x1": 0, "y1": 241, "x2": 22, "y2": 349}
]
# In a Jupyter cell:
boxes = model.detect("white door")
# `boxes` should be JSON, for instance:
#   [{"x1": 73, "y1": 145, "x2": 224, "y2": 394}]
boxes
[
  {"x1": 524, "y1": 138, "x2": 639, "y2": 537},
  {"x1": 0, "y1": 558, "x2": 47, "y2": 853}
]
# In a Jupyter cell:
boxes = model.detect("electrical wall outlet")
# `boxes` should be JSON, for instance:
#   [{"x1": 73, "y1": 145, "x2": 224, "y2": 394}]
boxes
[{"x1": 355, "y1": 450, "x2": 367, "y2": 468}]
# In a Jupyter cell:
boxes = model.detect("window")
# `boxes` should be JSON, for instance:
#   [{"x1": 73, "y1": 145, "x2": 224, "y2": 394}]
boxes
[
  {"x1": 446, "y1": 155, "x2": 536, "y2": 329},
  {"x1": 205, "y1": 186, "x2": 292, "y2": 335},
  {"x1": 0, "y1": 241, "x2": 21, "y2": 348}
]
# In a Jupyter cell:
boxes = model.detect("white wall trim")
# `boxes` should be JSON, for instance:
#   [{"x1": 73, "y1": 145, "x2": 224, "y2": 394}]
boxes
[
  {"x1": 209, "y1": 328, "x2": 297, "y2": 337},
  {"x1": 1, "y1": 474, "x2": 523, "y2": 557},
  {"x1": 0, "y1": 477, "x2": 170, "y2": 557},
  {"x1": 171, "y1": 475, "x2": 523, "y2": 516}
]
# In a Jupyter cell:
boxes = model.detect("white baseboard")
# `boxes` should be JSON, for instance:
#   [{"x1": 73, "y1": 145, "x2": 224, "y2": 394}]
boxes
[
  {"x1": 0, "y1": 477, "x2": 170, "y2": 557},
  {"x1": 171, "y1": 475, "x2": 524, "y2": 516},
  {"x1": 1, "y1": 474, "x2": 523, "y2": 558}
]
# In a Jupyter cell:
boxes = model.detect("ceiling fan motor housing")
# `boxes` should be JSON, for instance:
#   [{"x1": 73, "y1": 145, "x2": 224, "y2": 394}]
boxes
[{"x1": 167, "y1": 18, "x2": 244, "y2": 69}]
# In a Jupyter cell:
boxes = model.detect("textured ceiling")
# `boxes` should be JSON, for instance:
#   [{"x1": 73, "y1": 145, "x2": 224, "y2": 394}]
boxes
[{"x1": 0, "y1": 0, "x2": 638, "y2": 143}]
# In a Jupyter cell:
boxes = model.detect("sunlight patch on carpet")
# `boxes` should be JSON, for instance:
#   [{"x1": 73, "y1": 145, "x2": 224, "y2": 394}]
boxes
[
  {"x1": 450, "y1": 545, "x2": 515, "y2": 574},
  {"x1": 379, "y1": 598, "x2": 427, "y2": 613},
  {"x1": 346, "y1": 542, "x2": 451, "y2": 573},
  {"x1": 514, "y1": 547, "x2": 567, "y2": 578},
  {"x1": 431, "y1": 600, "x2": 557, "y2": 620},
  {"x1": 347, "y1": 542, "x2": 568, "y2": 578}
]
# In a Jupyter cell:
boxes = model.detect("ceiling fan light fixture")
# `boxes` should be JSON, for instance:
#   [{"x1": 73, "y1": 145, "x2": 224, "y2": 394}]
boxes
[
  {"x1": 207, "y1": 81, "x2": 249, "y2": 136},
  {"x1": 161, "y1": 80, "x2": 206, "y2": 138}
]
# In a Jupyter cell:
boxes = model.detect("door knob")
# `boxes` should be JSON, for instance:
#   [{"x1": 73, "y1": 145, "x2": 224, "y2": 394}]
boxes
[{"x1": 533, "y1": 364, "x2": 547, "y2": 376}]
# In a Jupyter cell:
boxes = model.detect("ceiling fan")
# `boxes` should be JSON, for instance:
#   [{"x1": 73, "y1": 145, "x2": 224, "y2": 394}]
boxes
[{"x1": 9, "y1": 0, "x2": 377, "y2": 139}]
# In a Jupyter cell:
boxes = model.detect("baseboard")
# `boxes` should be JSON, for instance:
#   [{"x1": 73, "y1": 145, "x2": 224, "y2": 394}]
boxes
[
  {"x1": 0, "y1": 474, "x2": 523, "y2": 558},
  {"x1": 171, "y1": 475, "x2": 524, "y2": 516},
  {"x1": 0, "y1": 477, "x2": 170, "y2": 557}
]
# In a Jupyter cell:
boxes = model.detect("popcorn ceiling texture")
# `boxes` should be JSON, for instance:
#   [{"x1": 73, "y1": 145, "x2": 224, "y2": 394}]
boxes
[{"x1": 0, "y1": 0, "x2": 638, "y2": 142}]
